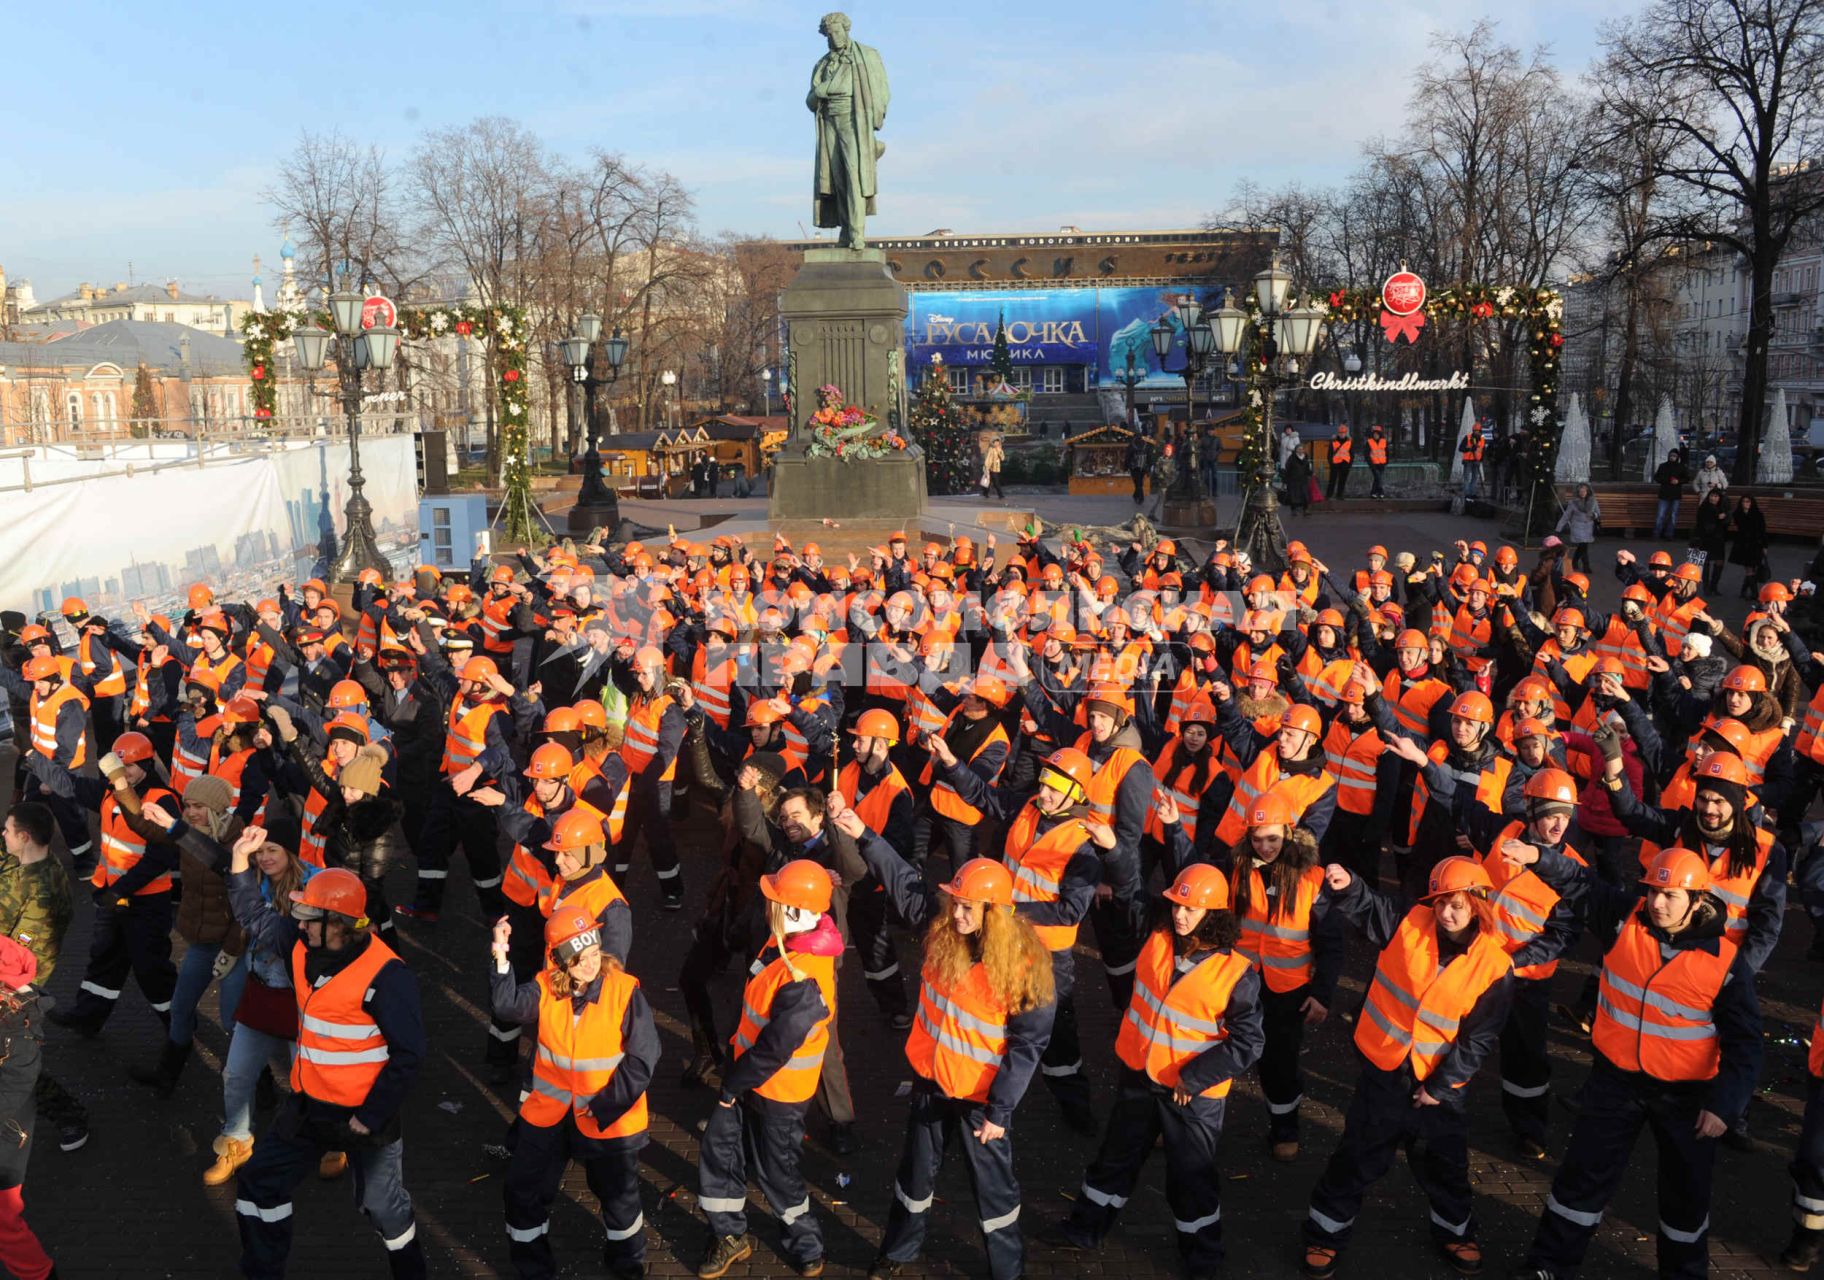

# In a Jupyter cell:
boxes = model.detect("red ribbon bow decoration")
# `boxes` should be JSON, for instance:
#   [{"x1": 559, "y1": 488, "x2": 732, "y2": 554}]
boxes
[
  {"x1": 1380, "y1": 308, "x2": 1426, "y2": 344},
  {"x1": 1379, "y1": 270, "x2": 1428, "y2": 345}
]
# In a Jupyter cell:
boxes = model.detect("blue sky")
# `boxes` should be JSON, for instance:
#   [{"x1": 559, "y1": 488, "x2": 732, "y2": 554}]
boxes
[{"x1": 4, "y1": 0, "x2": 1635, "y2": 300}]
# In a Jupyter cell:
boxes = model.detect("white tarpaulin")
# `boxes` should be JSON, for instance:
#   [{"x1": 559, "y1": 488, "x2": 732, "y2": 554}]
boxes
[
  {"x1": 1449, "y1": 398, "x2": 1476, "y2": 483},
  {"x1": 1758, "y1": 387, "x2": 1794, "y2": 484},
  {"x1": 1645, "y1": 396, "x2": 1678, "y2": 479},
  {"x1": 0, "y1": 436, "x2": 419, "y2": 618},
  {"x1": 1554, "y1": 393, "x2": 1590, "y2": 483}
]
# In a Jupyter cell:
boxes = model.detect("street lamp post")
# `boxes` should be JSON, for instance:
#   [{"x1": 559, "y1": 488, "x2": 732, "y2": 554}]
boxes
[
  {"x1": 661, "y1": 369, "x2": 678, "y2": 430},
  {"x1": 1210, "y1": 260, "x2": 1328, "y2": 574},
  {"x1": 1149, "y1": 299, "x2": 1218, "y2": 528},
  {"x1": 291, "y1": 272, "x2": 395, "y2": 584},
  {"x1": 1115, "y1": 350, "x2": 1143, "y2": 426},
  {"x1": 761, "y1": 366, "x2": 773, "y2": 415},
  {"x1": 562, "y1": 317, "x2": 632, "y2": 533}
]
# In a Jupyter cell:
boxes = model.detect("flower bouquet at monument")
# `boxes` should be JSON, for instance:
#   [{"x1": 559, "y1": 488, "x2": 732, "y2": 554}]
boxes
[{"x1": 805, "y1": 383, "x2": 908, "y2": 460}]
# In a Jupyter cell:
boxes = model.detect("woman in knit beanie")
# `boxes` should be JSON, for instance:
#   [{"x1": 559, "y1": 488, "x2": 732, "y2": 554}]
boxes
[
  {"x1": 289, "y1": 739, "x2": 402, "y2": 935},
  {"x1": 123, "y1": 771, "x2": 248, "y2": 1097}
]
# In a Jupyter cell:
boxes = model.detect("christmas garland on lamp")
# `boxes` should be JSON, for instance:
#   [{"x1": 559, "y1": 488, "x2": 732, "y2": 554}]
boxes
[{"x1": 241, "y1": 304, "x2": 538, "y2": 542}]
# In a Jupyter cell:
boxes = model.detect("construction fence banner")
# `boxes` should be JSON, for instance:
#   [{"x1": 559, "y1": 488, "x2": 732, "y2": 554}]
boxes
[{"x1": 0, "y1": 436, "x2": 420, "y2": 620}]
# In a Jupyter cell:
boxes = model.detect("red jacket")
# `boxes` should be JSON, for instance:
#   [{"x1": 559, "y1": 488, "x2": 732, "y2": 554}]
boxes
[{"x1": 1562, "y1": 732, "x2": 1643, "y2": 837}]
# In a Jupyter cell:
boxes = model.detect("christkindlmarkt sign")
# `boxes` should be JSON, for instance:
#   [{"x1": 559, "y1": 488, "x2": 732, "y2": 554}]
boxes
[{"x1": 1308, "y1": 370, "x2": 1471, "y2": 392}]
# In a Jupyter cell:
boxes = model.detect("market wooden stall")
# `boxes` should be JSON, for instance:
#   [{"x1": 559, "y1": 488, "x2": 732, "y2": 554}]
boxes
[{"x1": 1064, "y1": 423, "x2": 1143, "y2": 495}]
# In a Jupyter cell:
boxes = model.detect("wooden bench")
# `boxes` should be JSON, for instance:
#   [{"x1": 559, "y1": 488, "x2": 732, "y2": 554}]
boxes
[{"x1": 1579, "y1": 485, "x2": 1824, "y2": 541}]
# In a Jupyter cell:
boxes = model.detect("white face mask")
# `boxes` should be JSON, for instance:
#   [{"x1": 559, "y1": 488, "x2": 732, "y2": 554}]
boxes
[{"x1": 781, "y1": 904, "x2": 820, "y2": 936}]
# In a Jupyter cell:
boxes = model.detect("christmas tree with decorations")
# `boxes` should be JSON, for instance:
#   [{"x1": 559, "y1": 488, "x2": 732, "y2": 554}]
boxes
[
  {"x1": 990, "y1": 311, "x2": 1015, "y2": 384},
  {"x1": 910, "y1": 355, "x2": 972, "y2": 495}
]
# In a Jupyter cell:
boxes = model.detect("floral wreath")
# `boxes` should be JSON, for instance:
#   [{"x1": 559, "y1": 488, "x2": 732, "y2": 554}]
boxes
[{"x1": 804, "y1": 383, "x2": 908, "y2": 461}]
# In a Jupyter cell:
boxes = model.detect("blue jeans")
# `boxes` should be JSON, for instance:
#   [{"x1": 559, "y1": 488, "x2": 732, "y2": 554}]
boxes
[
  {"x1": 1461, "y1": 460, "x2": 1482, "y2": 499},
  {"x1": 168, "y1": 943, "x2": 247, "y2": 1047},
  {"x1": 1655, "y1": 497, "x2": 1681, "y2": 539},
  {"x1": 221, "y1": 1022, "x2": 296, "y2": 1141}
]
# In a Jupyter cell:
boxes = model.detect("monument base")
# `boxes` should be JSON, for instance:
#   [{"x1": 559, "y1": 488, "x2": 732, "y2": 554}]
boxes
[
  {"x1": 1161, "y1": 496, "x2": 1220, "y2": 533},
  {"x1": 566, "y1": 499, "x2": 621, "y2": 536},
  {"x1": 768, "y1": 448, "x2": 928, "y2": 522}
]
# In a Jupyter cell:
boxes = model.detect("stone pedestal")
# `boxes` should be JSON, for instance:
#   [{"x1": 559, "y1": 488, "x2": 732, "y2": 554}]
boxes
[
  {"x1": 1162, "y1": 496, "x2": 1220, "y2": 532},
  {"x1": 771, "y1": 248, "x2": 919, "y2": 521}
]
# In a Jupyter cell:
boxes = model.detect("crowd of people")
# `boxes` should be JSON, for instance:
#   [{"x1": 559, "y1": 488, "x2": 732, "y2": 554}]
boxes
[{"x1": 2, "y1": 519, "x2": 1824, "y2": 1279}]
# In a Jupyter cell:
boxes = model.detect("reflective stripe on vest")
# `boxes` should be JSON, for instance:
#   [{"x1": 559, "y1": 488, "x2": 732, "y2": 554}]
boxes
[
  {"x1": 290, "y1": 937, "x2": 400, "y2": 1106},
  {"x1": 1591, "y1": 917, "x2": 1732, "y2": 1082}
]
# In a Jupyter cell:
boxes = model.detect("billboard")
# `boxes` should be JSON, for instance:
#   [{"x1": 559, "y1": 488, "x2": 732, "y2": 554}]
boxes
[{"x1": 904, "y1": 286, "x2": 1223, "y2": 389}]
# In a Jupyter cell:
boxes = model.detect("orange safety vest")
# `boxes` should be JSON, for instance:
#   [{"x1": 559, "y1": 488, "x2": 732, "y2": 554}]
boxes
[
  {"x1": 520, "y1": 966, "x2": 648, "y2": 1139},
  {"x1": 1447, "y1": 606, "x2": 1493, "y2": 673},
  {"x1": 1002, "y1": 805, "x2": 1091, "y2": 952},
  {"x1": 170, "y1": 714, "x2": 215, "y2": 794},
  {"x1": 289, "y1": 935, "x2": 402, "y2": 1106},
  {"x1": 1590, "y1": 615, "x2": 1653, "y2": 690},
  {"x1": 906, "y1": 960, "x2": 1012, "y2": 1103},
  {"x1": 504, "y1": 796, "x2": 601, "y2": 908},
  {"x1": 29, "y1": 682, "x2": 88, "y2": 768},
  {"x1": 620, "y1": 694, "x2": 677, "y2": 781},
  {"x1": 1638, "y1": 829, "x2": 1773, "y2": 945},
  {"x1": 1592, "y1": 915, "x2": 1735, "y2": 1082},
  {"x1": 1383, "y1": 670, "x2": 1448, "y2": 738},
  {"x1": 130, "y1": 649, "x2": 175, "y2": 721},
  {"x1": 1114, "y1": 931, "x2": 1252, "y2": 1096},
  {"x1": 838, "y1": 760, "x2": 911, "y2": 838},
  {"x1": 865, "y1": 638, "x2": 914, "y2": 703},
  {"x1": 778, "y1": 696, "x2": 829, "y2": 781},
  {"x1": 1331, "y1": 434, "x2": 1352, "y2": 465},
  {"x1": 78, "y1": 633, "x2": 127, "y2": 699},
  {"x1": 1229, "y1": 641, "x2": 1286, "y2": 687},
  {"x1": 1304, "y1": 659, "x2": 1359, "y2": 709},
  {"x1": 478, "y1": 594, "x2": 517, "y2": 656},
  {"x1": 1367, "y1": 435, "x2": 1388, "y2": 465},
  {"x1": 1321, "y1": 718, "x2": 1381, "y2": 816},
  {"x1": 1145, "y1": 738, "x2": 1209, "y2": 844},
  {"x1": 731, "y1": 946, "x2": 836, "y2": 1104},
  {"x1": 1215, "y1": 755, "x2": 1335, "y2": 847},
  {"x1": 1461, "y1": 431, "x2": 1485, "y2": 462},
  {"x1": 690, "y1": 648, "x2": 737, "y2": 730},
  {"x1": 1408, "y1": 747, "x2": 1511, "y2": 845},
  {"x1": 923, "y1": 712, "x2": 1009, "y2": 824},
  {"x1": 191, "y1": 650, "x2": 243, "y2": 690},
  {"x1": 242, "y1": 633, "x2": 277, "y2": 696},
  {"x1": 209, "y1": 743, "x2": 269, "y2": 826},
  {"x1": 903, "y1": 683, "x2": 952, "y2": 746},
  {"x1": 1479, "y1": 821, "x2": 1587, "y2": 980},
  {"x1": 95, "y1": 786, "x2": 177, "y2": 895},
  {"x1": 1235, "y1": 864, "x2": 1323, "y2": 992},
  {"x1": 539, "y1": 861, "x2": 629, "y2": 923},
  {"x1": 1355, "y1": 907, "x2": 1512, "y2": 1082},
  {"x1": 299, "y1": 757, "x2": 339, "y2": 869},
  {"x1": 571, "y1": 756, "x2": 629, "y2": 844},
  {"x1": 1798, "y1": 687, "x2": 1824, "y2": 766},
  {"x1": 1165, "y1": 670, "x2": 1208, "y2": 736},
  {"x1": 1655, "y1": 594, "x2": 1706, "y2": 655},
  {"x1": 441, "y1": 697, "x2": 505, "y2": 775},
  {"x1": 1075, "y1": 738, "x2": 1147, "y2": 828}
]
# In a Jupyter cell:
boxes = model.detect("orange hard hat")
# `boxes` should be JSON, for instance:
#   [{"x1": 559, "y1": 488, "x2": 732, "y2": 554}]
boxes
[
  {"x1": 1157, "y1": 539, "x2": 1177, "y2": 557},
  {"x1": 1674, "y1": 562, "x2": 1703, "y2": 583},
  {"x1": 525, "y1": 742, "x2": 575, "y2": 779},
  {"x1": 1523, "y1": 767, "x2": 1579, "y2": 807},
  {"x1": 1248, "y1": 785, "x2": 1300, "y2": 830},
  {"x1": 970, "y1": 674, "x2": 1011, "y2": 708},
  {"x1": 850, "y1": 708, "x2": 901, "y2": 743},
  {"x1": 1702, "y1": 717, "x2": 1751, "y2": 756},
  {"x1": 1370, "y1": 570, "x2": 1395, "y2": 588},
  {"x1": 326, "y1": 711, "x2": 370, "y2": 742},
  {"x1": 940, "y1": 857, "x2": 1015, "y2": 907},
  {"x1": 358, "y1": 568, "x2": 384, "y2": 587},
  {"x1": 1641, "y1": 847, "x2": 1711, "y2": 894},
  {"x1": 760, "y1": 859, "x2": 834, "y2": 913},
  {"x1": 1649, "y1": 550, "x2": 1675, "y2": 567},
  {"x1": 543, "y1": 706, "x2": 582, "y2": 735},
  {"x1": 1450, "y1": 691, "x2": 1495, "y2": 725},
  {"x1": 1515, "y1": 716, "x2": 1553, "y2": 740},
  {"x1": 1316, "y1": 608, "x2": 1346, "y2": 629},
  {"x1": 1249, "y1": 658, "x2": 1279, "y2": 685},
  {"x1": 1040, "y1": 747, "x2": 1096, "y2": 798},
  {"x1": 489, "y1": 564, "x2": 517, "y2": 585},
  {"x1": 544, "y1": 903, "x2": 600, "y2": 955},
  {"x1": 1693, "y1": 752, "x2": 1750, "y2": 789},
  {"x1": 1046, "y1": 621, "x2": 1078, "y2": 646},
  {"x1": 545, "y1": 809, "x2": 605, "y2": 852},
  {"x1": 17, "y1": 624, "x2": 50, "y2": 645},
  {"x1": 1367, "y1": 544, "x2": 1389, "y2": 560},
  {"x1": 1103, "y1": 606, "x2": 1131, "y2": 629},
  {"x1": 1495, "y1": 545, "x2": 1518, "y2": 568},
  {"x1": 1163, "y1": 863, "x2": 1230, "y2": 911},
  {"x1": 634, "y1": 645, "x2": 665, "y2": 670},
  {"x1": 1593, "y1": 656, "x2": 1627, "y2": 676},
  {"x1": 1396, "y1": 629, "x2": 1428, "y2": 651},
  {"x1": 21, "y1": 656, "x2": 60, "y2": 682},
  {"x1": 187, "y1": 584, "x2": 215, "y2": 610},
  {"x1": 1513, "y1": 676, "x2": 1553, "y2": 704},
  {"x1": 1282, "y1": 704, "x2": 1323, "y2": 737},
  {"x1": 1760, "y1": 581, "x2": 1794, "y2": 604},
  {"x1": 460, "y1": 656, "x2": 499, "y2": 684},
  {"x1": 573, "y1": 700, "x2": 608, "y2": 731},
  {"x1": 1623, "y1": 583, "x2": 1657, "y2": 604},
  {"x1": 328, "y1": 679, "x2": 368, "y2": 709},
  {"x1": 1187, "y1": 632, "x2": 1216, "y2": 654},
  {"x1": 1721, "y1": 664, "x2": 1767, "y2": 693},
  {"x1": 1182, "y1": 693, "x2": 1219, "y2": 723},
  {"x1": 112, "y1": 731, "x2": 156, "y2": 764},
  {"x1": 1425, "y1": 855, "x2": 1492, "y2": 899},
  {"x1": 59, "y1": 596, "x2": 87, "y2": 617},
  {"x1": 746, "y1": 701, "x2": 786, "y2": 727},
  {"x1": 1247, "y1": 574, "x2": 1276, "y2": 595},
  {"x1": 1564, "y1": 572, "x2": 1592, "y2": 595},
  {"x1": 1085, "y1": 682, "x2": 1135, "y2": 718},
  {"x1": 222, "y1": 696, "x2": 261, "y2": 726},
  {"x1": 291, "y1": 867, "x2": 368, "y2": 922},
  {"x1": 1552, "y1": 608, "x2": 1587, "y2": 631}
]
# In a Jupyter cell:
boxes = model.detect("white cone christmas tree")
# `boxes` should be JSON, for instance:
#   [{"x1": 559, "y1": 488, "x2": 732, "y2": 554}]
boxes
[
  {"x1": 1757, "y1": 386, "x2": 1794, "y2": 484},
  {"x1": 1450, "y1": 397, "x2": 1476, "y2": 483},
  {"x1": 1644, "y1": 396, "x2": 1678, "y2": 479},
  {"x1": 1555, "y1": 393, "x2": 1590, "y2": 483}
]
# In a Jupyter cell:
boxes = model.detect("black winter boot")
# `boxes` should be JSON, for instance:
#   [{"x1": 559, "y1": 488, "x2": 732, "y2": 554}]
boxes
[
  {"x1": 127, "y1": 1040, "x2": 190, "y2": 1096},
  {"x1": 1782, "y1": 1224, "x2": 1824, "y2": 1271}
]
